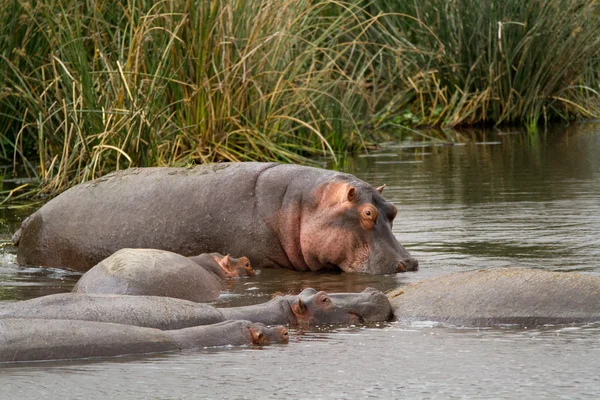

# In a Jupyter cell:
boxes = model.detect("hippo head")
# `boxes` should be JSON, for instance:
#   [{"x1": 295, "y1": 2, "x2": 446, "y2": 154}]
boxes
[
  {"x1": 248, "y1": 323, "x2": 289, "y2": 345},
  {"x1": 214, "y1": 254, "x2": 255, "y2": 277},
  {"x1": 287, "y1": 287, "x2": 393, "y2": 325},
  {"x1": 300, "y1": 178, "x2": 418, "y2": 274}
]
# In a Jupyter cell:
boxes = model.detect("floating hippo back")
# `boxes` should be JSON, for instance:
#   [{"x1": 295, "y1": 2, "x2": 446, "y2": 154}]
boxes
[
  {"x1": 72, "y1": 248, "x2": 223, "y2": 302},
  {"x1": 388, "y1": 268, "x2": 600, "y2": 327},
  {"x1": 14, "y1": 162, "x2": 416, "y2": 274}
]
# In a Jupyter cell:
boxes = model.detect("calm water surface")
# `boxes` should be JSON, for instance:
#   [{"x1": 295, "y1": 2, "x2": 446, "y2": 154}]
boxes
[{"x1": 1, "y1": 124, "x2": 600, "y2": 398}]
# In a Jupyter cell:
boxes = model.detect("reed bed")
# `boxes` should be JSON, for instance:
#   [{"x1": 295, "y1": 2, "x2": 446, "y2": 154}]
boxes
[
  {"x1": 370, "y1": 0, "x2": 600, "y2": 129},
  {"x1": 1, "y1": 0, "x2": 600, "y2": 197}
]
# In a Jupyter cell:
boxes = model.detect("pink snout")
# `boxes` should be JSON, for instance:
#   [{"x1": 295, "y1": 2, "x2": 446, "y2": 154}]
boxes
[{"x1": 398, "y1": 257, "x2": 419, "y2": 272}]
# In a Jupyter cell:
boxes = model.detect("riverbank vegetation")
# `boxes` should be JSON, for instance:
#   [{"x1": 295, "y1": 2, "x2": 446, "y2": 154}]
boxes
[{"x1": 2, "y1": 0, "x2": 600, "y2": 197}]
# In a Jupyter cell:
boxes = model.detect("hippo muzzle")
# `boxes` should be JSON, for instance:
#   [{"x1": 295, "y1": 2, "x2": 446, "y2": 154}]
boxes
[
  {"x1": 397, "y1": 257, "x2": 419, "y2": 273},
  {"x1": 293, "y1": 287, "x2": 393, "y2": 324}
]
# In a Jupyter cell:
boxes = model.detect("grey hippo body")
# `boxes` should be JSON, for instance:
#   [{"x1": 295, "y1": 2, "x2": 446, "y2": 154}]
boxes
[
  {"x1": 72, "y1": 249, "x2": 253, "y2": 302},
  {"x1": 0, "y1": 287, "x2": 393, "y2": 329},
  {"x1": 389, "y1": 268, "x2": 600, "y2": 326},
  {"x1": 14, "y1": 162, "x2": 417, "y2": 274},
  {"x1": 0, "y1": 319, "x2": 288, "y2": 363}
]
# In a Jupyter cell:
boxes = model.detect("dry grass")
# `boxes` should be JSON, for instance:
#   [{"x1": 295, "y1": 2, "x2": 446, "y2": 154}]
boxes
[{"x1": 2, "y1": 0, "x2": 600, "y2": 198}]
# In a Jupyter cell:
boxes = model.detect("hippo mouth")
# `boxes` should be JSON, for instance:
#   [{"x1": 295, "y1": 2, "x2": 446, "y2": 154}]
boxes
[
  {"x1": 323, "y1": 262, "x2": 343, "y2": 272},
  {"x1": 350, "y1": 312, "x2": 365, "y2": 324}
]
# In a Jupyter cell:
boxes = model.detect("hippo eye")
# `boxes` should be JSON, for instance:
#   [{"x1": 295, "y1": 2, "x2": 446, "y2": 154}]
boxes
[
  {"x1": 245, "y1": 261, "x2": 250, "y2": 268},
  {"x1": 362, "y1": 207, "x2": 377, "y2": 220},
  {"x1": 321, "y1": 296, "x2": 331, "y2": 304}
]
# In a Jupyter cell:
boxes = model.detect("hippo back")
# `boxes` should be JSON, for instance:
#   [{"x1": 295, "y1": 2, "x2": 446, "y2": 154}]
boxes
[
  {"x1": 15, "y1": 162, "x2": 415, "y2": 274},
  {"x1": 389, "y1": 268, "x2": 600, "y2": 326},
  {"x1": 72, "y1": 248, "x2": 222, "y2": 302}
]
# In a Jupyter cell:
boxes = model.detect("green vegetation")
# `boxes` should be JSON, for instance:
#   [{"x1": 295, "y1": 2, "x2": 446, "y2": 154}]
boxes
[{"x1": 1, "y1": 0, "x2": 600, "y2": 197}]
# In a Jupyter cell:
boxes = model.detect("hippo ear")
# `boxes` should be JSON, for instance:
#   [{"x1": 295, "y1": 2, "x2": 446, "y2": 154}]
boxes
[
  {"x1": 346, "y1": 187, "x2": 357, "y2": 202},
  {"x1": 376, "y1": 184, "x2": 386, "y2": 194},
  {"x1": 216, "y1": 254, "x2": 235, "y2": 277},
  {"x1": 248, "y1": 327, "x2": 266, "y2": 345},
  {"x1": 217, "y1": 254, "x2": 231, "y2": 269},
  {"x1": 291, "y1": 299, "x2": 307, "y2": 316}
]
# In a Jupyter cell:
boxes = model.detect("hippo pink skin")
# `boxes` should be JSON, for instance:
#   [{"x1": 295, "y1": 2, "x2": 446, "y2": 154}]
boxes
[
  {"x1": 188, "y1": 252, "x2": 255, "y2": 279},
  {"x1": 13, "y1": 162, "x2": 417, "y2": 274},
  {"x1": 71, "y1": 249, "x2": 252, "y2": 302},
  {"x1": 0, "y1": 288, "x2": 393, "y2": 329},
  {"x1": 0, "y1": 319, "x2": 288, "y2": 363}
]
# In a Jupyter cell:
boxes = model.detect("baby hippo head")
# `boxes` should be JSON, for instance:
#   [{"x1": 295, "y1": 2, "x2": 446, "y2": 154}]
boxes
[
  {"x1": 288, "y1": 287, "x2": 393, "y2": 325},
  {"x1": 214, "y1": 254, "x2": 255, "y2": 277},
  {"x1": 248, "y1": 323, "x2": 289, "y2": 345}
]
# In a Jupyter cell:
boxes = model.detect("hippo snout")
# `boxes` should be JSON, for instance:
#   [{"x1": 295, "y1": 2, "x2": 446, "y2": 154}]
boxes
[{"x1": 397, "y1": 257, "x2": 418, "y2": 272}]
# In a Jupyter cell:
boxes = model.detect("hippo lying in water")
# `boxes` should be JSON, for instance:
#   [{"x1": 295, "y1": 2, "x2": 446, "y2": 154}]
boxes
[
  {"x1": 0, "y1": 287, "x2": 393, "y2": 329},
  {"x1": 72, "y1": 249, "x2": 254, "y2": 302},
  {"x1": 13, "y1": 162, "x2": 417, "y2": 274},
  {"x1": 388, "y1": 268, "x2": 600, "y2": 327},
  {"x1": 188, "y1": 252, "x2": 254, "y2": 279},
  {"x1": 0, "y1": 319, "x2": 288, "y2": 363}
]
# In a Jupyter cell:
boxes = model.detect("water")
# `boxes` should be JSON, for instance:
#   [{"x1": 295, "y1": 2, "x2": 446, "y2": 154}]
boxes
[{"x1": 1, "y1": 124, "x2": 600, "y2": 398}]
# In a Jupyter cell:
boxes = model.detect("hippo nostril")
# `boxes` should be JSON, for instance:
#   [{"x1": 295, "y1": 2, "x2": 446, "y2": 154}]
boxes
[
  {"x1": 406, "y1": 257, "x2": 418, "y2": 271},
  {"x1": 398, "y1": 258, "x2": 418, "y2": 272},
  {"x1": 280, "y1": 328, "x2": 289, "y2": 342},
  {"x1": 397, "y1": 261, "x2": 407, "y2": 273},
  {"x1": 351, "y1": 312, "x2": 365, "y2": 324}
]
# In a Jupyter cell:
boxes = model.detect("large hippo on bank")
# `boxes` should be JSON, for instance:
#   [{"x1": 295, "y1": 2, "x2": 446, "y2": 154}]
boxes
[
  {"x1": 13, "y1": 162, "x2": 417, "y2": 274},
  {"x1": 72, "y1": 248, "x2": 254, "y2": 302},
  {"x1": 0, "y1": 319, "x2": 288, "y2": 363},
  {"x1": 0, "y1": 287, "x2": 393, "y2": 329},
  {"x1": 388, "y1": 268, "x2": 600, "y2": 327}
]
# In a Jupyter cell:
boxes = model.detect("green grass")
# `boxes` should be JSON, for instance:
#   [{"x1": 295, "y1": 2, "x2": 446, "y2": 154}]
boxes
[
  {"x1": 369, "y1": 0, "x2": 600, "y2": 130},
  {"x1": 1, "y1": 0, "x2": 600, "y2": 198}
]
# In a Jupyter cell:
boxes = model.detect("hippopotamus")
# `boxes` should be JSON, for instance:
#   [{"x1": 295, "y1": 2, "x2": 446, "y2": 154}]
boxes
[
  {"x1": 220, "y1": 287, "x2": 393, "y2": 325},
  {"x1": 13, "y1": 162, "x2": 417, "y2": 274},
  {"x1": 0, "y1": 287, "x2": 393, "y2": 329},
  {"x1": 388, "y1": 268, "x2": 600, "y2": 327},
  {"x1": 72, "y1": 248, "x2": 254, "y2": 302},
  {"x1": 188, "y1": 252, "x2": 254, "y2": 279},
  {"x1": 0, "y1": 319, "x2": 288, "y2": 363}
]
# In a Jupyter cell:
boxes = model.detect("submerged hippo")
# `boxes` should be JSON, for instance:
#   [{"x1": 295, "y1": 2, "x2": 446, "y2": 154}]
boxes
[
  {"x1": 388, "y1": 268, "x2": 600, "y2": 327},
  {"x1": 13, "y1": 162, "x2": 417, "y2": 274},
  {"x1": 72, "y1": 249, "x2": 254, "y2": 302},
  {"x1": 188, "y1": 252, "x2": 254, "y2": 279},
  {"x1": 220, "y1": 287, "x2": 394, "y2": 326},
  {"x1": 0, "y1": 319, "x2": 288, "y2": 363},
  {"x1": 0, "y1": 287, "x2": 393, "y2": 329}
]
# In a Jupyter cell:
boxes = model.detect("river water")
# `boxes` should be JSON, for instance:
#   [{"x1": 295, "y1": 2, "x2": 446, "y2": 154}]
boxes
[{"x1": 1, "y1": 124, "x2": 600, "y2": 398}]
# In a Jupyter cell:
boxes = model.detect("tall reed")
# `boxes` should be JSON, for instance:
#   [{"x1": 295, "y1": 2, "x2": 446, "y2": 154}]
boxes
[
  {"x1": 369, "y1": 0, "x2": 600, "y2": 129},
  {"x1": 1, "y1": 0, "x2": 398, "y2": 194},
  {"x1": 2, "y1": 0, "x2": 600, "y2": 198}
]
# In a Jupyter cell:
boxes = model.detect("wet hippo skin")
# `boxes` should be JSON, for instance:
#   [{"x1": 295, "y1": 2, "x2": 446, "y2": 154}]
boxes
[
  {"x1": 0, "y1": 287, "x2": 393, "y2": 329},
  {"x1": 0, "y1": 319, "x2": 288, "y2": 363},
  {"x1": 13, "y1": 163, "x2": 417, "y2": 274},
  {"x1": 72, "y1": 249, "x2": 254, "y2": 302},
  {"x1": 388, "y1": 268, "x2": 600, "y2": 326}
]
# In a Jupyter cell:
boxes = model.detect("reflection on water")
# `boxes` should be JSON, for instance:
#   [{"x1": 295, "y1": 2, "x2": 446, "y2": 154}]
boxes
[
  {"x1": 1, "y1": 124, "x2": 600, "y2": 398},
  {"x1": 342, "y1": 123, "x2": 600, "y2": 278}
]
